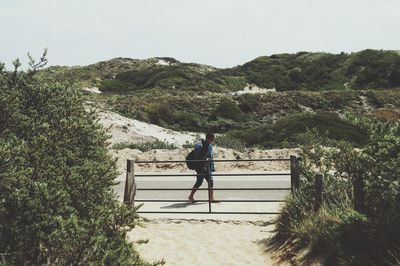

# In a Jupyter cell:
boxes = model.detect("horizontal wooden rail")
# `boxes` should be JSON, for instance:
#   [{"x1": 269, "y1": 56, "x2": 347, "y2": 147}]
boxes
[
  {"x1": 135, "y1": 173, "x2": 290, "y2": 177},
  {"x1": 135, "y1": 158, "x2": 290, "y2": 164},
  {"x1": 138, "y1": 211, "x2": 281, "y2": 214},
  {"x1": 135, "y1": 199, "x2": 286, "y2": 202},
  {"x1": 137, "y1": 187, "x2": 291, "y2": 191}
]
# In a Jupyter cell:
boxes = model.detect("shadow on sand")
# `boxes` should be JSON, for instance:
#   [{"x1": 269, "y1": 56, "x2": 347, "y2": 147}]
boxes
[{"x1": 160, "y1": 202, "x2": 206, "y2": 209}]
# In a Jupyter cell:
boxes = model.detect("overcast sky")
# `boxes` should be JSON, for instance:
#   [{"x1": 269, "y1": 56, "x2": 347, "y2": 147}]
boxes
[{"x1": 1, "y1": 0, "x2": 399, "y2": 69}]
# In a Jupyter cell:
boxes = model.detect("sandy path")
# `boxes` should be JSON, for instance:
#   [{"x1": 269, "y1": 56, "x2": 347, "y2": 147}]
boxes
[
  {"x1": 98, "y1": 109, "x2": 293, "y2": 265},
  {"x1": 129, "y1": 218, "x2": 279, "y2": 266}
]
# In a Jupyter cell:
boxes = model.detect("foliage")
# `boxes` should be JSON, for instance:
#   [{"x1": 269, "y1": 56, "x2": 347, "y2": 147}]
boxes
[
  {"x1": 239, "y1": 50, "x2": 400, "y2": 91},
  {"x1": 99, "y1": 63, "x2": 236, "y2": 93},
  {"x1": 347, "y1": 49, "x2": 400, "y2": 89},
  {"x1": 112, "y1": 140, "x2": 177, "y2": 151},
  {"x1": 214, "y1": 135, "x2": 246, "y2": 152},
  {"x1": 0, "y1": 59, "x2": 157, "y2": 265},
  {"x1": 271, "y1": 118, "x2": 400, "y2": 265},
  {"x1": 172, "y1": 110, "x2": 206, "y2": 130},
  {"x1": 39, "y1": 49, "x2": 400, "y2": 94},
  {"x1": 212, "y1": 98, "x2": 244, "y2": 121},
  {"x1": 99, "y1": 87, "x2": 398, "y2": 138},
  {"x1": 99, "y1": 79, "x2": 130, "y2": 92},
  {"x1": 147, "y1": 102, "x2": 175, "y2": 126},
  {"x1": 227, "y1": 112, "x2": 369, "y2": 149},
  {"x1": 237, "y1": 93, "x2": 261, "y2": 113}
]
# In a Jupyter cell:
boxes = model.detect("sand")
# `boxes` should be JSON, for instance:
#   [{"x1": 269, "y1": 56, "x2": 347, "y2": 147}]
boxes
[
  {"x1": 128, "y1": 218, "x2": 282, "y2": 266},
  {"x1": 97, "y1": 110, "x2": 197, "y2": 146},
  {"x1": 83, "y1": 86, "x2": 102, "y2": 93},
  {"x1": 231, "y1": 84, "x2": 276, "y2": 96},
  {"x1": 97, "y1": 109, "x2": 293, "y2": 265},
  {"x1": 111, "y1": 147, "x2": 296, "y2": 174}
]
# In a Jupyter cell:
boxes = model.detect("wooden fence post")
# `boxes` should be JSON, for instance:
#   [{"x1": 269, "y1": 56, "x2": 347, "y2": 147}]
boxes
[
  {"x1": 290, "y1": 155, "x2": 301, "y2": 191},
  {"x1": 124, "y1": 159, "x2": 136, "y2": 206},
  {"x1": 314, "y1": 173, "x2": 323, "y2": 212},
  {"x1": 353, "y1": 175, "x2": 366, "y2": 214}
]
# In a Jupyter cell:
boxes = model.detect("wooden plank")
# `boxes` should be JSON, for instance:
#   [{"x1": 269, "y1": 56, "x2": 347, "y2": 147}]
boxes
[{"x1": 123, "y1": 159, "x2": 136, "y2": 206}]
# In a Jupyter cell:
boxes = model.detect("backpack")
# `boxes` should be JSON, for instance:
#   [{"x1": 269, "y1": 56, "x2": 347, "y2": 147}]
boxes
[
  {"x1": 185, "y1": 142, "x2": 208, "y2": 170},
  {"x1": 185, "y1": 149, "x2": 200, "y2": 170}
]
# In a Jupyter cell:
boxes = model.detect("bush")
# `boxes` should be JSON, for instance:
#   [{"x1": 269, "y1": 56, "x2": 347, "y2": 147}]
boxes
[
  {"x1": 237, "y1": 93, "x2": 261, "y2": 113},
  {"x1": 99, "y1": 79, "x2": 130, "y2": 92},
  {"x1": 271, "y1": 118, "x2": 400, "y2": 265},
  {"x1": 347, "y1": 49, "x2": 400, "y2": 89},
  {"x1": 213, "y1": 98, "x2": 243, "y2": 121},
  {"x1": 172, "y1": 110, "x2": 206, "y2": 131},
  {"x1": 112, "y1": 140, "x2": 177, "y2": 151},
  {"x1": 227, "y1": 112, "x2": 369, "y2": 149},
  {"x1": 214, "y1": 135, "x2": 246, "y2": 152},
  {"x1": 147, "y1": 103, "x2": 174, "y2": 125},
  {"x1": 0, "y1": 59, "x2": 155, "y2": 265}
]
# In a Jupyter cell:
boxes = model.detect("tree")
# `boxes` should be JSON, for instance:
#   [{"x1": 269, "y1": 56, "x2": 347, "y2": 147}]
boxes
[{"x1": 0, "y1": 55, "x2": 156, "y2": 265}]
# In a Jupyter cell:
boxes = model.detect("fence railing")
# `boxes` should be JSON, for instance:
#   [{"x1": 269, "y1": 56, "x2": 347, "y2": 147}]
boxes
[{"x1": 123, "y1": 155, "x2": 302, "y2": 215}]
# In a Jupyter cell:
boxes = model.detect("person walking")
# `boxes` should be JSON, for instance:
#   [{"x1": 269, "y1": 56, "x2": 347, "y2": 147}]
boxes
[{"x1": 188, "y1": 133, "x2": 216, "y2": 203}]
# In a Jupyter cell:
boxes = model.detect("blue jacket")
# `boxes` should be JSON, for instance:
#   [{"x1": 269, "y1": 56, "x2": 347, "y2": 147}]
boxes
[{"x1": 194, "y1": 140, "x2": 215, "y2": 172}]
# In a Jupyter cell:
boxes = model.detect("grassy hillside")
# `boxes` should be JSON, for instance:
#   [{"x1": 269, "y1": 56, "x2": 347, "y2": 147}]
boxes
[
  {"x1": 37, "y1": 49, "x2": 400, "y2": 148},
  {"x1": 98, "y1": 50, "x2": 400, "y2": 92},
  {"x1": 95, "y1": 89, "x2": 400, "y2": 129},
  {"x1": 37, "y1": 49, "x2": 400, "y2": 93},
  {"x1": 225, "y1": 112, "x2": 369, "y2": 149},
  {"x1": 35, "y1": 57, "x2": 183, "y2": 88},
  {"x1": 236, "y1": 49, "x2": 400, "y2": 90}
]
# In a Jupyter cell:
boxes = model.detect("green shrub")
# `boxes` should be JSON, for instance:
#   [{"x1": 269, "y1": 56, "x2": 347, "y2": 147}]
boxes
[
  {"x1": 347, "y1": 49, "x2": 400, "y2": 89},
  {"x1": 147, "y1": 103, "x2": 174, "y2": 125},
  {"x1": 213, "y1": 98, "x2": 243, "y2": 121},
  {"x1": 271, "y1": 118, "x2": 400, "y2": 265},
  {"x1": 172, "y1": 110, "x2": 206, "y2": 131},
  {"x1": 0, "y1": 59, "x2": 156, "y2": 265},
  {"x1": 99, "y1": 79, "x2": 130, "y2": 92},
  {"x1": 237, "y1": 93, "x2": 261, "y2": 113},
  {"x1": 227, "y1": 112, "x2": 369, "y2": 149},
  {"x1": 294, "y1": 208, "x2": 370, "y2": 265},
  {"x1": 207, "y1": 118, "x2": 239, "y2": 133},
  {"x1": 112, "y1": 140, "x2": 177, "y2": 151},
  {"x1": 214, "y1": 135, "x2": 246, "y2": 152}
]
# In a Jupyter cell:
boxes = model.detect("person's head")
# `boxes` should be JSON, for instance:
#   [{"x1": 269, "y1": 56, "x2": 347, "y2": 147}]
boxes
[{"x1": 205, "y1": 132, "x2": 215, "y2": 144}]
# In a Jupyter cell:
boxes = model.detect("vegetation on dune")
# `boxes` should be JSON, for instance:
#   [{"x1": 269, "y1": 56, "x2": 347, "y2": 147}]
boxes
[
  {"x1": 38, "y1": 49, "x2": 400, "y2": 93},
  {"x1": 0, "y1": 58, "x2": 159, "y2": 265},
  {"x1": 112, "y1": 140, "x2": 177, "y2": 151},
  {"x1": 98, "y1": 63, "x2": 245, "y2": 93},
  {"x1": 97, "y1": 49, "x2": 400, "y2": 93},
  {"x1": 235, "y1": 49, "x2": 400, "y2": 91},
  {"x1": 271, "y1": 119, "x2": 400, "y2": 265},
  {"x1": 226, "y1": 112, "x2": 369, "y2": 149},
  {"x1": 37, "y1": 50, "x2": 400, "y2": 149},
  {"x1": 35, "y1": 57, "x2": 179, "y2": 89},
  {"x1": 96, "y1": 88, "x2": 398, "y2": 148}
]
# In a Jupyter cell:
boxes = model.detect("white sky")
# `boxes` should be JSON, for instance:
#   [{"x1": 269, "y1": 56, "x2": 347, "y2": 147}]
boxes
[{"x1": 1, "y1": 0, "x2": 399, "y2": 69}]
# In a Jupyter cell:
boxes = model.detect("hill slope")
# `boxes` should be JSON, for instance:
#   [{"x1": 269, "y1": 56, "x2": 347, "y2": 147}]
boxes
[
  {"x1": 38, "y1": 49, "x2": 400, "y2": 148},
  {"x1": 38, "y1": 49, "x2": 400, "y2": 92}
]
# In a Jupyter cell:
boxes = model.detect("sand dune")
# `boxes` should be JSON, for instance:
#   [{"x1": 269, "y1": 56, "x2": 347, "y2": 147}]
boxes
[
  {"x1": 97, "y1": 110, "x2": 197, "y2": 146},
  {"x1": 99, "y1": 109, "x2": 292, "y2": 265}
]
